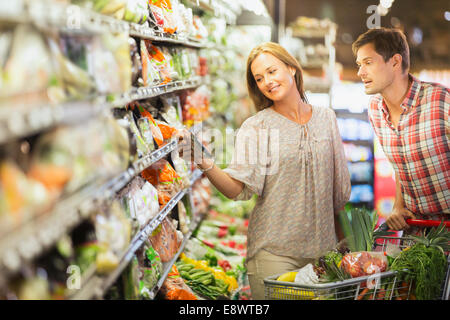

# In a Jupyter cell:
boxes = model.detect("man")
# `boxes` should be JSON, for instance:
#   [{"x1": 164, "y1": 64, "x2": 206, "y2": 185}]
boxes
[{"x1": 352, "y1": 28, "x2": 449, "y2": 232}]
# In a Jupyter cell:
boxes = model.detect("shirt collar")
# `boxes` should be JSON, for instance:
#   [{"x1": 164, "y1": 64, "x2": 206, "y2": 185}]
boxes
[
  {"x1": 401, "y1": 74, "x2": 421, "y2": 111},
  {"x1": 378, "y1": 74, "x2": 421, "y2": 113}
]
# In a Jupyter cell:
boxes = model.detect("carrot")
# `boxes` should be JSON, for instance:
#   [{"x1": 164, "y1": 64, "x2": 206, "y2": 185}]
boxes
[{"x1": 357, "y1": 287, "x2": 370, "y2": 300}]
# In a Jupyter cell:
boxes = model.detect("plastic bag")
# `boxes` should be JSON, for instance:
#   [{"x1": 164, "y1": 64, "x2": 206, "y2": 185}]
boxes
[
  {"x1": 159, "y1": 265, "x2": 197, "y2": 300},
  {"x1": 123, "y1": 0, "x2": 148, "y2": 24},
  {"x1": 341, "y1": 251, "x2": 388, "y2": 278},
  {"x1": 160, "y1": 95, "x2": 183, "y2": 129},
  {"x1": 294, "y1": 263, "x2": 320, "y2": 285},
  {"x1": 161, "y1": 47, "x2": 180, "y2": 81},
  {"x1": 123, "y1": 177, "x2": 159, "y2": 228},
  {"x1": 149, "y1": 218, "x2": 182, "y2": 262},
  {"x1": 141, "y1": 159, "x2": 182, "y2": 208},
  {"x1": 134, "y1": 103, "x2": 165, "y2": 147},
  {"x1": 149, "y1": 0, "x2": 178, "y2": 34},
  {"x1": 137, "y1": 118, "x2": 156, "y2": 152},
  {"x1": 149, "y1": 3, "x2": 166, "y2": 31},
  {"x1": 146, "y1": 42, "x2": 172, "y2": 84},
  {"x1": 127, "y1": 111, "x2": 150, "y2": 157},
  {"x1": 171, "y1": 150, "x2": 190, "y2": 189},
  {"x1": 0, "y1": 25, "x2": 58, "y2": 101},
  {"x1": 156, "y1": 120, "x2": 178, "y2": 141},
  {"x1": 137, "y1": 244, "x2": 163, "y2": 298},
  {"x1": 140, "y1": 39, "x2": 161, "y2": 86}
]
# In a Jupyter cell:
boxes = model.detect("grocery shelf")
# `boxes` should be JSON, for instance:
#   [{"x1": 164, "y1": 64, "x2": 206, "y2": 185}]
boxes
[
  {"x1": 0, "y1": 180, "x2": 100, "y2": 289},
  {"x1": 0, "y1": 0, "x2": 209, "y2": 48},
  {"x1": 0, "y1": 140, "x2": 180, "y2": 290},
  {"x1": 112, "y1": 77, "x2": 206, "y2": 107},
  {"x1": 184, "y1": 0, "x2": 238, "y2": 25},
  {"x1": 0, "y1": 76, "x2": 205, "y2": 144},
  {"x1": 69, "y1": 169, "x2": 203, "y2": 300},
  {"x1": 0, "y1": 99, "x2": 108, "y2": 145},
  {"x1": 129, "y1": 24, "x2": 207, "y2": 48}
]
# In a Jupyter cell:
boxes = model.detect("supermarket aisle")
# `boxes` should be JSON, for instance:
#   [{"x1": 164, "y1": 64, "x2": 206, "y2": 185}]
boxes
[{"x1": 0, "y1": 0, "x2": 267, "y2": 300}]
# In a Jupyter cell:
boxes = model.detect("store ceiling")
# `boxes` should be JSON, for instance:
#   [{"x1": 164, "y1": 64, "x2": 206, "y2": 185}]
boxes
[{"x1": 265, "y1": 0, "x2": 450, "y2": 72}]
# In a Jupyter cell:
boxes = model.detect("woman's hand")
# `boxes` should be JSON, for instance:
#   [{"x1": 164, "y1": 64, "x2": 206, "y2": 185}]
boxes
[{"x1": 175, "y1": 129, "x2": 213, "y2": 169}]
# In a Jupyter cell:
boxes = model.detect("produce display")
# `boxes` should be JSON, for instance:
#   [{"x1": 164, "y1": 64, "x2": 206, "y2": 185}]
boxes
[{"x1": 169, "y1": 201, "x2": 252, "y2": 300}]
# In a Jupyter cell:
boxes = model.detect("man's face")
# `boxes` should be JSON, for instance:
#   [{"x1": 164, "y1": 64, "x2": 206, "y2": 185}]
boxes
[{"x1": 356, "y1": 43, "x2": 395, "y2": 95}]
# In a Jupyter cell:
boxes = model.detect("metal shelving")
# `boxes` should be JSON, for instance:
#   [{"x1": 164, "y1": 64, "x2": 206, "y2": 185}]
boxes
[
  {"x1": 0, "y1": 0, "x2": 209, "y2": 48},
  {"x1": 0, "y1": 139, "x2": 183, "y2": 288},
  {"x1": 0, "y1": 0, "x2": 218, "y2": 299},
  {"x1": 69, "y1": 169, "x2": 204, "y2": 300},
  {"x1": 0, "y1": 76, "x2": 206, "y2": 145}
]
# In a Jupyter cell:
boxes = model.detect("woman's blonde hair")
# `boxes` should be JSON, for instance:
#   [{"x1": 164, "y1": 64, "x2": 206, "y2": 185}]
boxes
[{"x1": 246, "y1": 42, "x2": 307, "y2": 111}]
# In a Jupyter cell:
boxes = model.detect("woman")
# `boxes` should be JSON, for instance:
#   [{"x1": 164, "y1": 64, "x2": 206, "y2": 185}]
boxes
[{"x1": 179, "y1": 42, "x2": 350, "y2": 300}]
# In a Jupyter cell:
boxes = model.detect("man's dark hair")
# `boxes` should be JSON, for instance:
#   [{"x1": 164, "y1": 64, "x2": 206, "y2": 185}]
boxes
[{"x1": 352, "y1": 28, "x2": 410, "y2": 73}]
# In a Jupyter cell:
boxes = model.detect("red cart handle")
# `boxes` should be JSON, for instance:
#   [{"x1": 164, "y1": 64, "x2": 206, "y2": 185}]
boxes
[
  {"x1": 376, "y1": 219, "x2": 450, "y2": 232},
  {"x1": 405, "y1": 219, "x2": 450, "y2": 228}
]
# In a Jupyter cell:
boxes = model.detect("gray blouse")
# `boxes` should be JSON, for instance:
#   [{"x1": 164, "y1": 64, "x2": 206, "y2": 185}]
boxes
[{"x1": 223, "y1": 106, "x2": 351, "y2": 261}]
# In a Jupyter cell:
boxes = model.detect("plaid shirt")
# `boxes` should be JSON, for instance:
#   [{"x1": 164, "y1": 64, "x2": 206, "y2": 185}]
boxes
[{"x1": 368, "y1": 75, "x2": 450, "y2": 218}]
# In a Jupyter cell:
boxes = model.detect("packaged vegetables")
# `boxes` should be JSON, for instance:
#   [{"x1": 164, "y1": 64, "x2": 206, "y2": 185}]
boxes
[
  {"x1": 118, "y1": 176, "x2": 159, "y2": 230},
  {"x1": 149, "y1": 217, "x2": 182, "y2": 262},
  {"x1": 141, "y1": 159, "x2": 182, "y2": 208},
  {"x1": 159, "y1": 265, "x2": 197, "y2": 300}
]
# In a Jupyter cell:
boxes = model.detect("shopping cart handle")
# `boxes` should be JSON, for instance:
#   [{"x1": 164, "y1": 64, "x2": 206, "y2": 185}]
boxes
[
  {"x1": 405, "y1": 219, "x2": 450, "y2": 228},
  {"x1": 376, "y1": 219, "x2": 450, "y2": 231}
]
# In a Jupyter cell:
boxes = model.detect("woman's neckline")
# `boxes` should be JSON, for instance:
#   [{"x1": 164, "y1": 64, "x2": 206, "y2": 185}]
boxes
[{"x1": 268, "y1": 104, "x2": 315, "y2": 126}]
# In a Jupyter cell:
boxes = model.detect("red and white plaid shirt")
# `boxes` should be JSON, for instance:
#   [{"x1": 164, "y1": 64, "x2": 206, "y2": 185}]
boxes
[{"x1": 368, "y1": 75, "x2": 449, "y2": 218}]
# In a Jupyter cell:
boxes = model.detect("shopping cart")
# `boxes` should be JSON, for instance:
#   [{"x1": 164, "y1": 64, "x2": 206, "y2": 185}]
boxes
[{"x1": 264, "y1": 219, "x2": 450, "y2": 300}]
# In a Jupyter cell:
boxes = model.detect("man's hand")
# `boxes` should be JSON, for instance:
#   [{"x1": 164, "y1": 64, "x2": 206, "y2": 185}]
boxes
[{"x1": 386, "y1": 207, "x2": 416, "y2": 230}]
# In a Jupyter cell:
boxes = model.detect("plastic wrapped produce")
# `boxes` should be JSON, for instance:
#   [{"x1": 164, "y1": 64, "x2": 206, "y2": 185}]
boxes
[
  {"x1": 0, "y1": 25, "x2": 60, "y2": 102},
  {"x1": 94, "y1": 200, "x2": 132, "y2": 274},
  {"x1": 134, "y1": 103, "x2": 165, "y2": 147},
  {"x1": 137, "y1": 118, "x2": 156, "y2": 151},
  {"x1": 89, "y1": 33, "x2": 132, "y2": 94},
  {"x1": 146, "y1": 42, "x2": 174, "y2": 84},
  {"x1": 160, "y1": 95, "x2": 183, "y2": 130},
  {"x1": 140, "y1": 39, "x2": 162, "y2": 86},
  {"x1": 0, "y1": 161, "x2": 51, "y2": 236},
  {"x1": 120, "y1": 176, "x2": 159, "y2": 229},
  {"x1": 127, "y1": 111, "x2": 151, "y2": 157},
  {"x1": 149, "y1": 0, "x2": 178, "y2": 34},
  {"x1": 149, "y1": 218, "x2": 182, "y2": 262},
  {"x1": 171, "y1": 150, "x2": 189, "y2": 189},
  {"x1": 123, "y1": 0, "x2": 148, "y2": 24},
  {"x1": 47, "y1": 35, "x2": 95, "y2": 101},
  {"x1": 138, "y1": 245, "x2": 163, "y2": 298},
  {"x1": 141, "y1": 159, "x2": 182, "y2": 208},
  {"x1": 159, "y1": 265, "x2": 197, "y2": 300},
  {"x1": 341, "y1": 251, "x2": 388, "y2": 278}
]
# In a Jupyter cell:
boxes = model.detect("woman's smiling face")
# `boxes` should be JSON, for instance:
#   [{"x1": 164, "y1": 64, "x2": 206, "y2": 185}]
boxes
[{"x1": 251, "y1": 53, "x2": 296, "y2": 102}]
